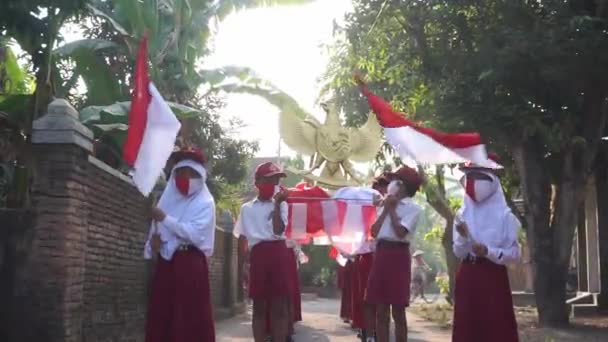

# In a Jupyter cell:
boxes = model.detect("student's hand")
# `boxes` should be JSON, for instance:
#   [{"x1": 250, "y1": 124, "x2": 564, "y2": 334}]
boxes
[
  {"x1": 273, "y1": 188, "x2": 289, "y2": 203},
  {"x1": 472, "y1": 243, "x2": 488, "y2": 257},
  {"x1": 151, "y1": 207, "x2": 166, "y2": 222},
  {"x1": 372, "y1": 194, "x2": 383, "y2": 207},
  {"x1": 455, "y1": 221, "x2": 469, "y2": 238},
  {"x1": 384, "y1": 194, "x2": 398, "y2": 210}
]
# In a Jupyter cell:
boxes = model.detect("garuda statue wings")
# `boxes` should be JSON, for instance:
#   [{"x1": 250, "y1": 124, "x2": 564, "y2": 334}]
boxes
[{"x1": 279, "y1": 100, "x2": 383, "y2": 187}]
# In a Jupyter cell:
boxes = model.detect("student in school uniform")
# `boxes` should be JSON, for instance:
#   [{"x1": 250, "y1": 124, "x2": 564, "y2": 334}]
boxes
[
  {"x1": 352, "y1": 239, "x2": 376, "y2": 342},
  {"x1": 352, "y1": 174, "x2": 388, "y2": 342},
  {"x1": 366, "y1": 166, "x2": 423, "y2": 342},
  {"x1": 234, "y1": 162, "x2": 291, "y2": 342},
  {"x1": 145, "y1": 147, "x2": 216, "y2": 342},
  {"x1": 452, "y1": 156, "x2": 521, "y2": 342}
]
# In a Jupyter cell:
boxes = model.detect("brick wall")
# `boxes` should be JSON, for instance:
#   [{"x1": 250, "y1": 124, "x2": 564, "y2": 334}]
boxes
[
  {"x1": 5, "y1": 142, "x2": 243, "y2": 341},
  {"x1": 82, "y1": 156, "x2": 149, "y2": 342}
]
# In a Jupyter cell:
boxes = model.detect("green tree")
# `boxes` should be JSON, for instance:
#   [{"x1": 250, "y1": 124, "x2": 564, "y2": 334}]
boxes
[
  {"x1": 52, "y1": 0, "x2": 311, "y2": 193},
  {"x1": 323, "y1": 0, "x2": 608, "y2": 327}
]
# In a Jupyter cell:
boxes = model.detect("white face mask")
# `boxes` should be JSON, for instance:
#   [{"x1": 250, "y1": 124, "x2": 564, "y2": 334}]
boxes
[
  {"x1": 466, "y1": 178, "x2": 496, "y2": 202},
  {"x1": 387, "y1": 180, "x2": 402, "y2": 196},
  {"x1": 187, "y1": 178, "x2": 204, "y2": 196}
]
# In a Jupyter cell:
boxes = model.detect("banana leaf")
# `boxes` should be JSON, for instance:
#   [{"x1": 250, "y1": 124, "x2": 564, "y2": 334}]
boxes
[{"x1": 80, "y1": 100, "x2": 202, "y2": 126}]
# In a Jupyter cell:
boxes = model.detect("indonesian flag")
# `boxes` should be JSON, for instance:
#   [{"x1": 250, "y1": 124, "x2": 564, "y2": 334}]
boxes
[
  {"x1": 123, "y1": 34, "x2": 181, "y2": 196},
  {"x1": 285, "y1": 186, "x2": 378, "y2": 255},
  {"x1": 361, "y1": 87, "x2": 500, "y2": 169}
]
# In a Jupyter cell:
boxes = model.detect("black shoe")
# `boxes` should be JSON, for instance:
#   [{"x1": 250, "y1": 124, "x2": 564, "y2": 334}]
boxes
[{"x1": 285, "y1": 336, "x2": 295, "y2": 342}]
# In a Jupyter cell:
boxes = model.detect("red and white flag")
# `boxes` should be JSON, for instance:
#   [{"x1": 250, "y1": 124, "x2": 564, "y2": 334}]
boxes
[
  {"x1": 123, "y1": 34, "x2": 181, "y2": 196},
  {"x1": 361, "y1": 88, "x2": 501, "y2": 169},
  {"x1": 286, "y1": 186, "x2": 378, "y2": 255}
]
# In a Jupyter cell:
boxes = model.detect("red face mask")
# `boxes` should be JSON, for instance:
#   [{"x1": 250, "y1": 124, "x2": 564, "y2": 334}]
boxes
[
  {"x1": 256, "y1": 183, "x2": 275, "y2": 201},
  {"x1": 175, "y1": 176, "x2": 190, "y2": 196}
]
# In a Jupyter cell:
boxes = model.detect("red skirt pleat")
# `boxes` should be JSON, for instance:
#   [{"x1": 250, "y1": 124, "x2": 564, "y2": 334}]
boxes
[
  {"x1": 340, "y1": 260, "x2": 354, "y2": 320},
  {"x1": 452, "y1": 259, "x2": 519, "y2": 342},
  {"x1": 352, "y1": 253, "x2": 374, "y2": 329},
  {"x1": 265, "y1": 248, "x2": 302, "y2": 334},
  {"x1": 145, "y1": 249, "x2": 215, "y2": 342},
  {"x1": 365, "y1": 245, "x2": 411, "y2": 307}
]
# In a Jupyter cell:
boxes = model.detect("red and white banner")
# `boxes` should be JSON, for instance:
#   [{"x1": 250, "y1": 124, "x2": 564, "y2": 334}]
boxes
[
  {"x1": 362, "y1": 88, "x2": 501, "y2": 169},
  {"x1": 285, "y1": 186, "x2": 378, "y2": 255},
  {"x1": 123, "y1": 34, "x2": 181, "y2": 196}
]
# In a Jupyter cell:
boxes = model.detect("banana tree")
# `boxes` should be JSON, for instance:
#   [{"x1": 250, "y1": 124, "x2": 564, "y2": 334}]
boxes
[
  {"x1": 54, "y1": 0, "x2": 315, "y2": 105},
  {"x1": 54, "y1": 0, "x2": 312, "y2": 168}
]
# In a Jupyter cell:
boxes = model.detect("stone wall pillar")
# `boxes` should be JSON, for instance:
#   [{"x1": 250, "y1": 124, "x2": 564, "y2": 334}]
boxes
[{"x1": 10, "y1": 99, "x2": 93, "y2": 342}]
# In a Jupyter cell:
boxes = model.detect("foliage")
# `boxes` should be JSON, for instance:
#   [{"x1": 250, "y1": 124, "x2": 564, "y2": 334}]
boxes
[
  {"x1": 324, "y1": 0, "x2": 608, "y2": 326},
  {"x1": 282, "y1": 154, "x2": 306, "y2": 188},
  {"x1": 312, "y1": 266, "x2": 335, "y2": 288},
  {"x1": 413, "y1": 198, "x2": 447, "y2": 272},
  {"x1": 435, "y1": 274, "x2": 449, "y2": 295},
  {"x1": 299, "y1": 245, "x2": 335, "y2": 287}
]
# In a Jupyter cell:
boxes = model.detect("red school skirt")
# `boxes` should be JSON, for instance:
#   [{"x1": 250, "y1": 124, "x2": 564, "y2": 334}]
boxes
[
  {"x1": 352, "y1": 252, "x2": 374, "y2": 329},
  {"x1": 340, "y1": 260, "x2": 354, "y2": 320},
  {"x1": 365, "y1": 241, "x2": 411, "y2": 307},
  {"x1": 452, "y1": 257, "x2": 519, "y2": 342},
  {"x1": 265, "y1": 247, "x2": 302, "y2": 333},
  {"x1": 145, "y1": 248, "x2": 215, "y2": 342},
  {"x1": 249, "y1": 240, "x2": 291, "y2": 299}
]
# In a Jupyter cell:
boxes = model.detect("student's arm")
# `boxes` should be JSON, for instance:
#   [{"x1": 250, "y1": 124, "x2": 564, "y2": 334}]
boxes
[
  {"x1": 485, "y1": 213, "x2": 521, "y2": 265},
  {"x1": 452, "y1": 224, "x2": 472, "y2": 259},
  {"x1": 272, "y1": 198, "x2": 288, "y2": 235},
  {"x1": 389, "y1": 201, "x2": 421, "y2": 239},
  {"x1": 371, "y1": 207, "x2": 389, "y2": 238},
  {"x1": 161, "y1": 202, "x2": 215, "y2": 246}
]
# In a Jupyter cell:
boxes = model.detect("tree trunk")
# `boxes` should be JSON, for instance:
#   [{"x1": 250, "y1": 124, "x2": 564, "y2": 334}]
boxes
[
  {"x1": 419, "y1": 166, "x2": 458, "y2": 304},
  {"x1": 513, "y1": 141, "x2": 585, "y2": 327},
  {"x1": 441, "y1": 216, "x2": 458, "y2": 304},
  {"x1": 595, "y1": 150, "x2": 608, "y2": 311}
]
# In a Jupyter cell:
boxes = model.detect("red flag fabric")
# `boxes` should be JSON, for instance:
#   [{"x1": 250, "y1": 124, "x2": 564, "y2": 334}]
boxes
[
  {"x1": 124, "y1": 33, "x2": 151, "y2": 166},
  {"x1": 361, "y1": 87, "x2": 501, "y2": 168},
  {"x1": 121, "y1": 34, "x2": 181, "y2": 196}
]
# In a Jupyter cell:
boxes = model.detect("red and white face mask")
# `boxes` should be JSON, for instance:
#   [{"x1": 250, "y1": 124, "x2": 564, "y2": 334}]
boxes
[
  {"x1": 463, "y1": 174, "x2": 497, "y2": 202},
  {"x1": 175, "y1": 177, "x2": 204, "y2": 197}
]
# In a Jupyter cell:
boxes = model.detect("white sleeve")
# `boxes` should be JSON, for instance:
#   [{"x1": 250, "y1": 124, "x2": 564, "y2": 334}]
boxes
[
  {"x1": 452, "y1": 223, "x2": 472, "y2": 259},
  {"x1": 162, "y1": 202, "x2": 216, "y2": 246},
  {"x1": 280, "y1": 201, "x2": 289, "y2": 225},
  {"x1": 487, "y1": 212, "x2": 521, "y2": 265},
  {"x1": 398, "y1": 203, "x2": 422, "y2": 234},
  {"x1": 233, "y1": 205, "x2": 247, "y2": 239}
]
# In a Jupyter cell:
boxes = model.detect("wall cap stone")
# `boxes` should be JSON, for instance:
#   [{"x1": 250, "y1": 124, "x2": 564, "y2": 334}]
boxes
[
  {"x1": 88, "y1": 155, "x2": 134, "y2": 186},
  {"x1": 32, "y1": 98, "x2": 94, "y2": 152}
]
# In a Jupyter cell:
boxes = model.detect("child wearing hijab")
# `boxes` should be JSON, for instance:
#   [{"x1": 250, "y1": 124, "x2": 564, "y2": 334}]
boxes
[
  {"x1": 367, "y1": 166, "x2": 423, "y2": 342},
  {"x1": 145, "y1": 147, "x2": 216, "y2": 342},
  {"x1": 452, "y1": 155, "x2": 521, "y2": 342},
  {"x1": 234, "y1": 162, "x2": 291, "y2": 342}
]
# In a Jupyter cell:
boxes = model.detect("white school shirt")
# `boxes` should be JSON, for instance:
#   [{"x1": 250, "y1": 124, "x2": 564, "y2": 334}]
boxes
[
  {"x1": 234, "y1": 198, "x2": 289, "y2": 248},
  {"x1": 376, "y1": 197, "x2": 422, "y2": 243}
]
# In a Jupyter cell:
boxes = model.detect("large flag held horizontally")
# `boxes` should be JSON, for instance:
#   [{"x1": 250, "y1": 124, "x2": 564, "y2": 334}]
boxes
[
  {"x1": 123, "y1": 34, "x2": 181, "y2": 196},
  {"x1": 285, "y1": 185, "x2": 379, "y2": 255},
  {"x1": 359, "y1": 85, "x2": 501, "y2": 169}
]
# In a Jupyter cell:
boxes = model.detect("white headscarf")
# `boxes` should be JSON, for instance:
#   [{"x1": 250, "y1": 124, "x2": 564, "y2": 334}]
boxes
[
  {"x1": 156, "y1": 159, "x2": 213, "y2": 215},
  {"x1": 149, "y1": 159, "x2": 215, "y2": 256},
  {"x1": 458, "y1": 171, "x2": 515, "y2": 247}
]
